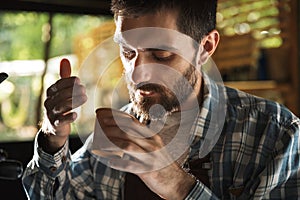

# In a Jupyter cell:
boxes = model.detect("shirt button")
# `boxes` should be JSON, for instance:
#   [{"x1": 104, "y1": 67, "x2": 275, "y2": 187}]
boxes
[
  {"x1": 62, "y1": 155, "x2": 67, "y2": 163},
  {"x1": 49, "y1": 166, "x2": 57, "y2": 172}
]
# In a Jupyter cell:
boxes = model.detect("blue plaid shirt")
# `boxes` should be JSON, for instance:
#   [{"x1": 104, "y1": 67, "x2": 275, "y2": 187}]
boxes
[{"x1": 22, "y1": 75, "x2": 300, "y2": 199}]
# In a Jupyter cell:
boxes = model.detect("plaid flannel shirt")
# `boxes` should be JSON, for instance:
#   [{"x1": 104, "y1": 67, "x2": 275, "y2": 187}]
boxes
[{"x1": 22, "y1": 74, "x2": 300, "y2": 199}]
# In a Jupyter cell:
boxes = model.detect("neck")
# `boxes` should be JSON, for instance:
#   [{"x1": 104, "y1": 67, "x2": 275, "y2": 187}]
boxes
[{"x1": 180, "y1": 74, "x2": 203, "y2": 111}]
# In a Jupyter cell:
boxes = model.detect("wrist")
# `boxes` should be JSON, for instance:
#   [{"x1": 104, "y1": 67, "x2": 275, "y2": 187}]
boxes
[
  {"x1": 175, "y1": 172, "x2": 197, "y2": 200},
  {"x1": 38, "y1": 130, "x2": 68, "y2": 155}
]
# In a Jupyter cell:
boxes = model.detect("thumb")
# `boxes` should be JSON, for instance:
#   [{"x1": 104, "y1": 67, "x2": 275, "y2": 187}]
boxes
[{"x1": 60, "y1": 58, "x2": 72, "y2": 78}]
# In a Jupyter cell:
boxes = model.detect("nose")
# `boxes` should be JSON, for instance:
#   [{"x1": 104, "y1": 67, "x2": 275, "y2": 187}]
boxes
[{"x1": 131, "y1": 52, "x2": 152, "y2": 84}]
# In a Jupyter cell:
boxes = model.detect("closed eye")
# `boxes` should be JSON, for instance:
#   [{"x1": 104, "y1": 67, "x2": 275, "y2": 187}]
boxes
[{"x1": 152, "y1": 50, "x2": 174, "y2": 61}]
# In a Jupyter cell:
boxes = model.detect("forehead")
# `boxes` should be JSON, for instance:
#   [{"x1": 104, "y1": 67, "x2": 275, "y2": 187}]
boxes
[
  {"x1": 114, "y1": 11, "x2": 178, "y2": 47},
  {"x1": 117, "y1": 11, "x2": 178, "y2": 31},
  {"x1": 114, "y1": 13, "x2": 198, "y2": 63}
]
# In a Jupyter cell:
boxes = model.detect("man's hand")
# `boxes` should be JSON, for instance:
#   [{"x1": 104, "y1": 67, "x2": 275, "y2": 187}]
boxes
[
  {"x1": 40, "y1": 58, "x2": 87, "y2": 154},
  {"x1": 94, "y1": 108, "x2": 196, "y2": 199}
]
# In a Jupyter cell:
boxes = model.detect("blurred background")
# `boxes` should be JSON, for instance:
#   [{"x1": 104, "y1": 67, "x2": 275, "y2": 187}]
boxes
[{"x1": 0, "y1": 0, "x2": 299, "y2": 198}]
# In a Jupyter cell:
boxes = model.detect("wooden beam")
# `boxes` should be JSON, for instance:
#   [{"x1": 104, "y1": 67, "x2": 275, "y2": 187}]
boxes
[{"x1": 289, "y1": 0, "x2": 299, "y2": 116}]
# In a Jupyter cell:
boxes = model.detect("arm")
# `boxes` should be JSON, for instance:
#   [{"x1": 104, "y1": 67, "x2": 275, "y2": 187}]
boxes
[
  {"x1": 184, "y1": 180, "x2": 219, "y2": 200},
  {"x1": 22, "y1": 131, "x2": 72, "y2": 199},
  {"x1": 22, "y1": 58, "x2": 87, "y2": 199},
  {"x1": 40, "y1": 58, "x2": 86, "y2": 154},
  {"x1": 184, "y1": 116, "x2": 300, "y2": 200},
  {"x1": 94, "y1": 108, "x2": 220, "y2": 200},
  {"x1": 241, "y1": 118, "x2": 300, "y2": 199}
]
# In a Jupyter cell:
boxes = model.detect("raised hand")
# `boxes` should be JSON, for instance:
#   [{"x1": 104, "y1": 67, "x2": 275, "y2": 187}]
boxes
[{"x1": 40, "y1": 58, "x2": 87, "y2": 154}]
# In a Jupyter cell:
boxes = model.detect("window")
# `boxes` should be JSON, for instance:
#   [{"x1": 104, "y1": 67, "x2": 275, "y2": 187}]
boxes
[
  {"x1": 0, "y1": 11, "x2": 112, "y2": 141},
  {"x1": 217, "y1": 0, "x2": 291, "y2": 48},
  {"x1": 214, "y1": 0, "x2": 299, "y2": 115}
]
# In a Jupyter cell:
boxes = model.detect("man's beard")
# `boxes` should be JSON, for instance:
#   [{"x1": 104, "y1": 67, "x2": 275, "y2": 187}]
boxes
[{"x1": 125, "y1": 65, "x2": 198, "y2": 122}]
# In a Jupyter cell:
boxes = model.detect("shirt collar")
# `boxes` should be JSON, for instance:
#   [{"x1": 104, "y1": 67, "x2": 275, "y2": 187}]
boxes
[{"x1": 189, "y1": 72, "x2": 227, "y2": 159}]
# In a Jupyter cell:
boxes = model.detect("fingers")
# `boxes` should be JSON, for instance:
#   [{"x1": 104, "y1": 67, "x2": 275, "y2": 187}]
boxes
[
  {"x1": 45, "y1": 93, "x2": 87, "y2": 125},
  {"x1": 45, "y1": 83, "x2": 86, "y2": 111},
  {"x1": 96, "y1": 108, "x2": 152, "y2": 137},
  {"x1": 93, "y1": 108, "x2": 179, "y2": 173},
  {"x1": 106, "y1": 148, "x2": 173, "y2": 173},
  {"x1": 44, "y1": 58, "x2": 87, "y2": 127},
  {"x1": 101, "y1": 126, "x2": 158, "y2": 153},
  {"x1": 95, "y1": 108, "x2": 164, "y2": 153},
  {"x1": 45, "y1": 95, "x2": 87, "y2": 124},
  {"x1": 108, "y1": 158, "x2": 151, "y2": 173},
  {"x1": 53, "y1": 112, "x2": 78, "y2": 127},
  {"x1": 46, "y1": 77, "x2": 80, "y2": 97}
]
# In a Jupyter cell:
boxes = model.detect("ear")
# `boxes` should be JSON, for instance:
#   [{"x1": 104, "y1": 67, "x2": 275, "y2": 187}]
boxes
[{"x1": 197, "y1": 30, "x2": 220, "y2": 65}]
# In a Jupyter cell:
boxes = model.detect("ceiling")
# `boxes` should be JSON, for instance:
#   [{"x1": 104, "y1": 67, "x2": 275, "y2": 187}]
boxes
[{"x1": 0, "y1": 0, "x2": 112, "y2": 15}]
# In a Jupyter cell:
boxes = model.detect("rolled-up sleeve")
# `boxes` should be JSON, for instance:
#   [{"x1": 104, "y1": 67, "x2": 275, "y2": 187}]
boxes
[
  {"x1": 22, "y1": 130, "x2": 71, "y2": 199},
  {"x1": 184, "y1": 180, "x2": 219, "y2": 200}
]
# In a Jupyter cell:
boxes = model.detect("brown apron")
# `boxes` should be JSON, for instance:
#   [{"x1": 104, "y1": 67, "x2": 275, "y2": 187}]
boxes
[{"x1": 124, "y1": 154, "x2": 211, "y2": 200}]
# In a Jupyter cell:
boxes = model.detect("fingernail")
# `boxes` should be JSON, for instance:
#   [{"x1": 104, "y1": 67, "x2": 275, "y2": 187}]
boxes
[
  {"x1": 53, "y1": 107, "x2": 60, "y2": 114},
  {"x1": 54, "y1": 120, "x2": 59, "y2": 126}
]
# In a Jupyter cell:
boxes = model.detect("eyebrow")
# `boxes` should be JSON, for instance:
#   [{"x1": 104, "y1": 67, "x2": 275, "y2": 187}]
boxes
[
  {"x1": 114, "y1": 34, "x2": 179, "y2": 52},
  {"x1": 146, "y1": 46, "x2": 178, "y2": 52}
]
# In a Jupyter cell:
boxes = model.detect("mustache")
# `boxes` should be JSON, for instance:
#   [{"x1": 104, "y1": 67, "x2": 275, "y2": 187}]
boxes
[{"x1": 134, "y1": 82, "x2": 167, "y2": 93}]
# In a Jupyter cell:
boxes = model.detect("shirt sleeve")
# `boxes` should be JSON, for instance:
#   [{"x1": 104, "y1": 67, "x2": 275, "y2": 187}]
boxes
[
  {"x1": 184, "y1": 180, "x2": 219, "y2": 200},
  {"x1": 22, "y1": 130, "x2": 71, "y2": 199},
  {"x1": 236, "y1": 117, "x2": 300, "y2": 199},
  {"x1": 185, "y1": 114, "x2": 300, "y2": 199},
  {"x1": 248, "y1": 118, "x2": 300, "y2": 199}
]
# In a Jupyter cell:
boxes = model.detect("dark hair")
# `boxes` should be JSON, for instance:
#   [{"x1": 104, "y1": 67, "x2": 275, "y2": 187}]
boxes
[{"x1": 111, "y1": 0, "x2": 217, "y2": 42}]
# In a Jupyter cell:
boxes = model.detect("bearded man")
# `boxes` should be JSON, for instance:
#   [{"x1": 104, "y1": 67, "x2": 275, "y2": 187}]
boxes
[{"x1": 23, "y1": 0, "x2": 300, "y2": 199}]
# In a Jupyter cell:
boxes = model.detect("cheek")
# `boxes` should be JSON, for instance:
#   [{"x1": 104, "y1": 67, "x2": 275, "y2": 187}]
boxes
[
  {"x1": 159, "y1": 60, "x2": 191, "y2": 85},
  {"x1": 174, "y1": 59, "x2": 193, "y2": 73},
  {"x1": 165, "y1": 54, "x2": 191, "y2": 72}
]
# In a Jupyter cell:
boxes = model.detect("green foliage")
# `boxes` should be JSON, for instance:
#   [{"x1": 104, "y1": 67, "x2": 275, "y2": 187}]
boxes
[
  {"x1": 50, "y1": 14, "x2": 111, "y2": 58},
  {"x1": 0, "y1": 12, "x2": 48, "y2": 61},
  {"x1": 217, "y1": 0, "x2": 285, "y2": 48},
  {"x1": 0, "y1": 11, "x2": 111, "y2": 61}
]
